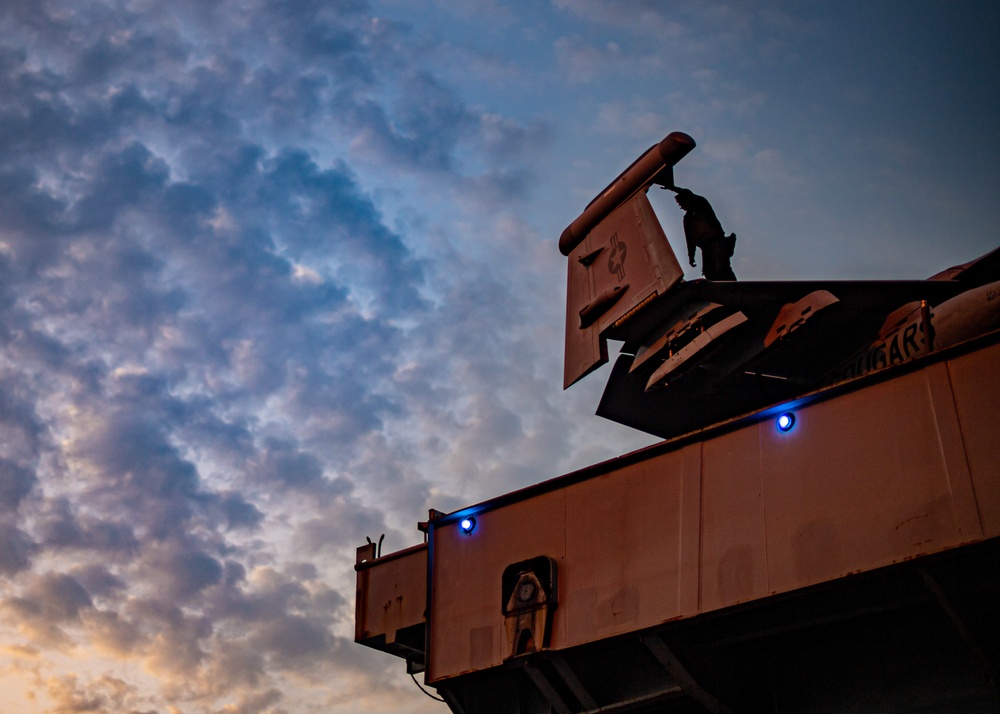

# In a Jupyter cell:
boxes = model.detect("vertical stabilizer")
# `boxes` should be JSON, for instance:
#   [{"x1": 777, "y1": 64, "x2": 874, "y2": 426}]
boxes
[
  {"x1": 562, "y1": 133, "x2": 694, "y2": 389},
  {"x1": 564, "y1": 191, "x2": 684, "y2": 387}
]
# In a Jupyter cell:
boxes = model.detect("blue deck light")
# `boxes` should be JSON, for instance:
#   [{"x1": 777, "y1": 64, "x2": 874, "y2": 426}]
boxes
[{"x1": 776, "y1": 412, "x2": 796, "y2": 432}]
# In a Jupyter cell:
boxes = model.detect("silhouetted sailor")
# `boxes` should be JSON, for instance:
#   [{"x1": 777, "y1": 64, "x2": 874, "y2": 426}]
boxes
[{"x1": 671, "y1": 187, "x2": 737, "y2": 281}]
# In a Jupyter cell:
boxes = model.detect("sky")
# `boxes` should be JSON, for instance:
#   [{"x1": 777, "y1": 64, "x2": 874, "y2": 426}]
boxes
[{"x1": 0, "y1": 1, "x2": 997, "y2": 712}]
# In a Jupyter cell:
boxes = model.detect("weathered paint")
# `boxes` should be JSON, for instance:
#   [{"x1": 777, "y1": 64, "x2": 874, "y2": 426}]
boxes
[
  {"x1": 355, "y1": 543, "x2": 427, "y2": 649},
  {"x1": 416, "y1": 340, "x2": 999, "y2": 682}
]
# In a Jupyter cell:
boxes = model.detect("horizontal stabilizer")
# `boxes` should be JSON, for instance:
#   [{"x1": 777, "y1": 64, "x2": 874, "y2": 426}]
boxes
[{"x1": 645, "y1": 311, "x2": 749, "y2": 390}]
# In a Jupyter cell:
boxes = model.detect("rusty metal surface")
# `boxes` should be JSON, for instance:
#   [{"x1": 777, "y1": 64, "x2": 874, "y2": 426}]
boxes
[
  {"x1": 354, "y1": 542, "x2": 427, "y2": 654},
  {"x1": 428, "y1": 490, "x2": 566, "y2": 681},
  {"x1": 759, "y1": 361, "x2": 983, "y2": 596},
  {"x1": 699, "y1": 427, "x2": 768, "y2": 612},
  {"x1": 422, "y1": 341, "x2": 1000, "y2": 684},
  {"x1": 562, "y1": 445, "x2": 701, "y2": 644},
  {"x1": 431, "y1": 537, "x2": 1000, "y2": 713}
]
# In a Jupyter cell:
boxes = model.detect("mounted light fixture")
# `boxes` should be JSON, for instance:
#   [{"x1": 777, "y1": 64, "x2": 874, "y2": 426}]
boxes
[
  {"x1": 776, "y1": 412, "x2": 796, "y2": 433},
  {"x1": 459, "y1": 516, "x2": 477, "y2": 534}
]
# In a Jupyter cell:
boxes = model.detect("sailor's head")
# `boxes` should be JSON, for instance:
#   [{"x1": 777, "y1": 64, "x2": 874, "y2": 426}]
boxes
[{"x1": 671, "y1": 187, "x2": 693, "y2": 209}]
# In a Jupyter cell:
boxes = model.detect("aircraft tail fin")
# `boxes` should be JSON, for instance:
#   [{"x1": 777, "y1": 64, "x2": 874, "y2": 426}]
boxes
[
  {"x1": 562, "y1": 133, "x2": 694, "y2": 389},
  {"x1": 563, "y1": 190, "x2": 684, "y2": 388}
]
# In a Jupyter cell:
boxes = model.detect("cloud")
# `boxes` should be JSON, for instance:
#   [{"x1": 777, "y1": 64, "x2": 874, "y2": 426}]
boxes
[
  {"x1": 553, "y1": 36, "x2": 632, "y2": 83},
  {"x1": 0, "y1": 522, "x2": 36, "y2": 575},
  {"x1": 2, "y1": 571, "x2": 93, "y2": 647},
  {"x1": 218, "y1": 491, "x2": 265, "y2": 530},
  {"x1": 12, "y1": 572, "x2": 93, "y2": 622},
  {"x1": 0, "y1": 0, "x2": 511, "y2": 708},
  {"x1": 41, "y1": 673, "x2": 153, "y2": 714},
  {"x1": 250, "y1": 613, "x2": 334, "y2": 666},
  {"x1": 0, "y1": 459, "x2": 36, "y2": 511},
  {"x1": 210, "y1": 687, "x2": 283, "y2": 714},
  {"x1": 145, "y1": 544, "x2": 225, "y2": 602},
  {"x1": 750, "y1": 147, "x2": 806, "y2": 189},
  {"x1": 38, "y1": 497, "x2": 140, "y2": 555},
  {"x1": 553, "y1": 0, "x2": 686, "y2": 37},
  {"x1": 595, "y1": 101, "x2": 669, "y2": 139}
]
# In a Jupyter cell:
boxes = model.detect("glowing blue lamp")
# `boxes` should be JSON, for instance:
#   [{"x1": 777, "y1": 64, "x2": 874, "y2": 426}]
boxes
[{"x1": 776, "y1": 412, "x2": 796, "y2": 432}]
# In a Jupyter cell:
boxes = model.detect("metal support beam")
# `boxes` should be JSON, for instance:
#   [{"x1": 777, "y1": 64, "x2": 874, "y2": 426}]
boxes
[
  {"x1": 551, "y1": 656, "x2": 599, "y2": 710},
  {"x1": 438, "y1": 687, "x2": 467, "y2": 714},
  {"x1": 642, "y1": 634, "x2": 734, "y2": 714},
  {"x1": 919, "y1": 568, "x2": 995, "y2": 682},
  {"x1": 524, "y1": 663, "x2": 573, "y2": 714},
  {"x1": 582, "y1": 687, "x2": 683, "y2": 714}
]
